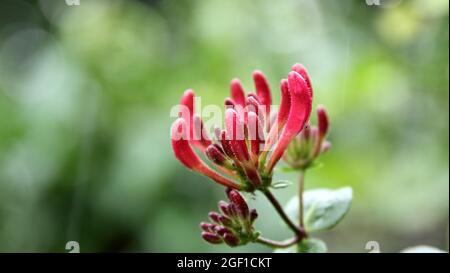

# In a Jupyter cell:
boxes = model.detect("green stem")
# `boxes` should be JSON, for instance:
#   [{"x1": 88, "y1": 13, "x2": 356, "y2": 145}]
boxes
[
  {"x1": 255, "y1": 236, "x2": 299, "y2": 249},
  {"x1": 299, "y1": 170, "x2": 305, "y2": 229},
  {"x1": 262, "y1": 189, "x2": 306, "y2": 239}
]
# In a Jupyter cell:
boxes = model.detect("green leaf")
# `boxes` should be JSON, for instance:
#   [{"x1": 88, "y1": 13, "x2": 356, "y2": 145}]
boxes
[
  {"x1": 271, "y1": 180, "x2": 293, "y2": 189},
  {"x1": 285, "y1": 187, "x2": 353, "y2": 232},
  {"x1": 273, "y1": 247, "x2": 295, "y2": 253},
  {"x1": 400, "y1": 246, "x2": 447, "y2": 253},
  {"x1": 297, "y1": 238, "x2": 327, "y2": 253}
]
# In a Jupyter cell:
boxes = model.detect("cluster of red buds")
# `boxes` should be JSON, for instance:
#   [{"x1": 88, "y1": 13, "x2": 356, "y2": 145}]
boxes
[
  {"x1": 200, "y1": 189, "x2": 258, "y2": 247},
  {"x1": 283, "y1": 106, "x2": 330, "y2": 170},
  {"x1": 171, "y1": 64, "x2": 313, "y2": 192}
]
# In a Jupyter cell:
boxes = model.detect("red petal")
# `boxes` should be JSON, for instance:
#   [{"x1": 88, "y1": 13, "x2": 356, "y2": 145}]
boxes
[
  {"x1": 247, "y1": 112, "x2": 264, "y2": 157},
  {"x1": 266, "y1": 71, "x2": 312, "y2": 173},
  {"x1": 317, "y1": 105, "x2": 329, "y2": 139},
  {"x1": 224, "y1": 109, "x2": 250, "y2": 162},
  {"x1": 291, "y1": 63, "x2": 313, "y2": 98},
  {"x1": 230, "y1": 79, "x2": 246, "y2": 107},
  {"x1": 171, "y1": 118, "x2": 240, "y2": 189},
  {"x1": 252, "y1": 70, "x2": 272, "y2": 118}
]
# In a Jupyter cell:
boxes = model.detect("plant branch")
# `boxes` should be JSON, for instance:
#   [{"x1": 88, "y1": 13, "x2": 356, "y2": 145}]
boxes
[
  {"x1": 262, "y1": 189, "x2": 306, "y2": 239},
  {"x1": 255, "y1": 236, "x2": 299, "y2": 249},
  {"x1": 298, "y1": 170, "x2": 305, "y2": 228}
]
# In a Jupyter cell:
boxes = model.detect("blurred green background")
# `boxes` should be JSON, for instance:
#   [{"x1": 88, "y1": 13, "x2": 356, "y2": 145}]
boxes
[{"x1": 0, "y1": 0, "x2": 448, "y2": 252}]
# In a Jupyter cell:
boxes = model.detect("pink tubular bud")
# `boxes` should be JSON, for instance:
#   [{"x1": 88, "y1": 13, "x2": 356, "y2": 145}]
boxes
[
  {"x1": 171, "y1": 118, "x2": 241, "y2": 190},
  {"x1": 201, "y1": 232, "x2": 222, "y2": 244},
  {"x1": 317, "y1": 105, "x2": 329, "y2": 139},
  {"x1": 253, "y1": 70, "x2": 272, "y2": 118},
  {"x1": 266, "y1": 71, "x2": 312, "y2": 173},
  {"x1": 219, "y1": 215, "x2": 233, "y2": 227},
  {"x1": 247, "y1": 112, "x2": 264, "y2": 157},
  {"x1": 223, "y1": 233, "x2": 240, "y2": 247},
  {"x1": 208, "y1": 212, "x2": 221, "y2": 223},
  {"x1": 218, "y1": 201, "x2": 230, "y2": 216},
  {"x1": 179, "y1": 89, "x2": 195, "y2": 117},
  {"x1": 200, "y1": 222, "x2": 216, "y2": 232},
  {"x1": 277, "y1": 79, "x2": 291, "y2": 130},
  {"x1": 225, "y1": 109, "x2": 250, "y2": 162},
  {"x1": 230, "y1": 79, "x2": 246, "y2": 107},
  {"x1": 205, "y1": 144, "x2": 227, "y2": 166},
  {"x1": 227, "y1": 190, "x2": 249, "y2": 219},
  {"x1": 214, "y1": 226, "x2": 232, "y2": 237},
  {"x1": 291, "y1": 63, "x2": 313, "y2": 98}
]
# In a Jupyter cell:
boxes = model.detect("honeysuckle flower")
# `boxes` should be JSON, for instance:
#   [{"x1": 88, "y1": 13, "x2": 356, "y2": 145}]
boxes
[
  {"x1": 171, "y1": 64, "x2": 313, "y2": 191},
  {"x1": 200, "y1": 189, "x2": 259, "y2": 247},
  {"x1": 283, "y1": 105, "x2": 331, "y2": 170}
]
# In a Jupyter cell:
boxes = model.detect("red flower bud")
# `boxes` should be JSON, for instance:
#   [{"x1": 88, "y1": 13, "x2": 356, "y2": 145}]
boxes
[
  {"x1": 214, "y1": 226, "x2": 232, "y2": 236},
  {"x1": 230, "y1": 79, "x2": 246, "y2": 107},
  {"x1": 219, "y1": 215, "x2": 233, "y2": 227},
  {"x1": 317, "y1": 105, "x2": 329, "y2": 139},
  {"x1": 225, "y1": 109, "x2": 250, "y2": 162},
  {"x1": 223, "y1": 233, "x2": 240, "y2": 247},
  {"x1": 227, "y1": 189, "x2": 249, "y2": 219},
  {"x1": 205, "y1": 144, "x2": 227, "y2": 166},
  {"x1": 218, "y1": 201, "x2": 230, "y2": 216},
  {"x1": 208, "y1": 212, "x2": 221, "y2": 223},
  {"x1": 201, "y1": 232, "x2": 222, "y2": 244},
  {"x1": 291, "y1": 63, "x2": 313, "y2": 98},
  {"x1": 252, "y1": 70, "x2": 272, "y2": 118},
  {"x1": 266, "y1": 71, "x2": 312, "y2": 173},
  {"x1": 200, "y1": 222, "x2": 216, "y2": 232},
  {"x1": 247, "y1": 112, "x2": 264, "y2": 157}
]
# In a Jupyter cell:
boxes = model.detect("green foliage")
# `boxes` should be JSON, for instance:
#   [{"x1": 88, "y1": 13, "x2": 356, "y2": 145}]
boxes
[{"x1": 286, "y1": 187, "x2": 353, "y2": 232}]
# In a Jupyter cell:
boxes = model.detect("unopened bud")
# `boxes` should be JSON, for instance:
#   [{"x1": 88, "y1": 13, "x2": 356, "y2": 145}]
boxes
[
  {"x1": 206, "y1": 144, "x2": 227, "y2": 166},
  {"x1": 218, "y1": 201, "x2": 230, "y2": 216},
  {"x1": 223, "y1": 233, "x2": 240, "y2": 247},
  {"x1": 227, "y1": 189, "x2": 249, "y2": 219},
  {"x1": 200, "y1": 222, "x2": 216, "y2": 232},
  {"x1": 317, "y1": 105, "x2": 329, "y2": 139},
  {"x1": 201, "y1": 232, "x2": 222, "y2": 244},
  {"x1": 214, "y1": 226, "x2": 232, "y2": 237},
  {"x1": 219, "y1": 215, "x2": 233, "y2": 227},
  {"x1": 208, "y1": 212, "x2": 221, "y2": 223}
]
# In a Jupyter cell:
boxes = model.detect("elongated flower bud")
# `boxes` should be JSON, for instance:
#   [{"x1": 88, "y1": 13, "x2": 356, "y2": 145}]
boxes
[
  {"x1": 227, "y1": 189, "x2": 249, "y2": 219},
  {"x1": 277, "y1": 79, "x2": 291, "y2": 130},
  {"x1": 202, "y1": 232, "x2": 222, "y2": 244},
  {"x1": 291, "y1": 63, "x2": 313, "y2": 98},
  {"x1": 214, "y1": 226, "x2": 232, "y2": 236},
  {"x1": 179, "y1": 89, "x2": 194, "y2": 118},
  {"x1": 223, "y1": 233, "x2": 240, "y2": 247},
  {"x1": 208, "y1": 212, "x2": 221, "y2": 223},
  {"x1": 225, "y1": 109, "x2": 250, "y2": 162},
  {"x1": 200, "y1": 222, "x2": 216, "y2": 232},
  {"x1": 317, "y1": 105, "x2": 329, "y2": 139},
  {"x1": 206, "y1": 144, "x2": 227, "y2": 166},
  {"x1": 253, "y1": 70, "x2": 272, "y2": 118},
  {"x1": 267, "y1": 71, "x2": 312, "y2": 173},
  {"x1": 230, "y1": 79, "x2": 246, "y2": 107},
  {"x1": 247, "y1": 112, "x2": 264, "y2": 157}
]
